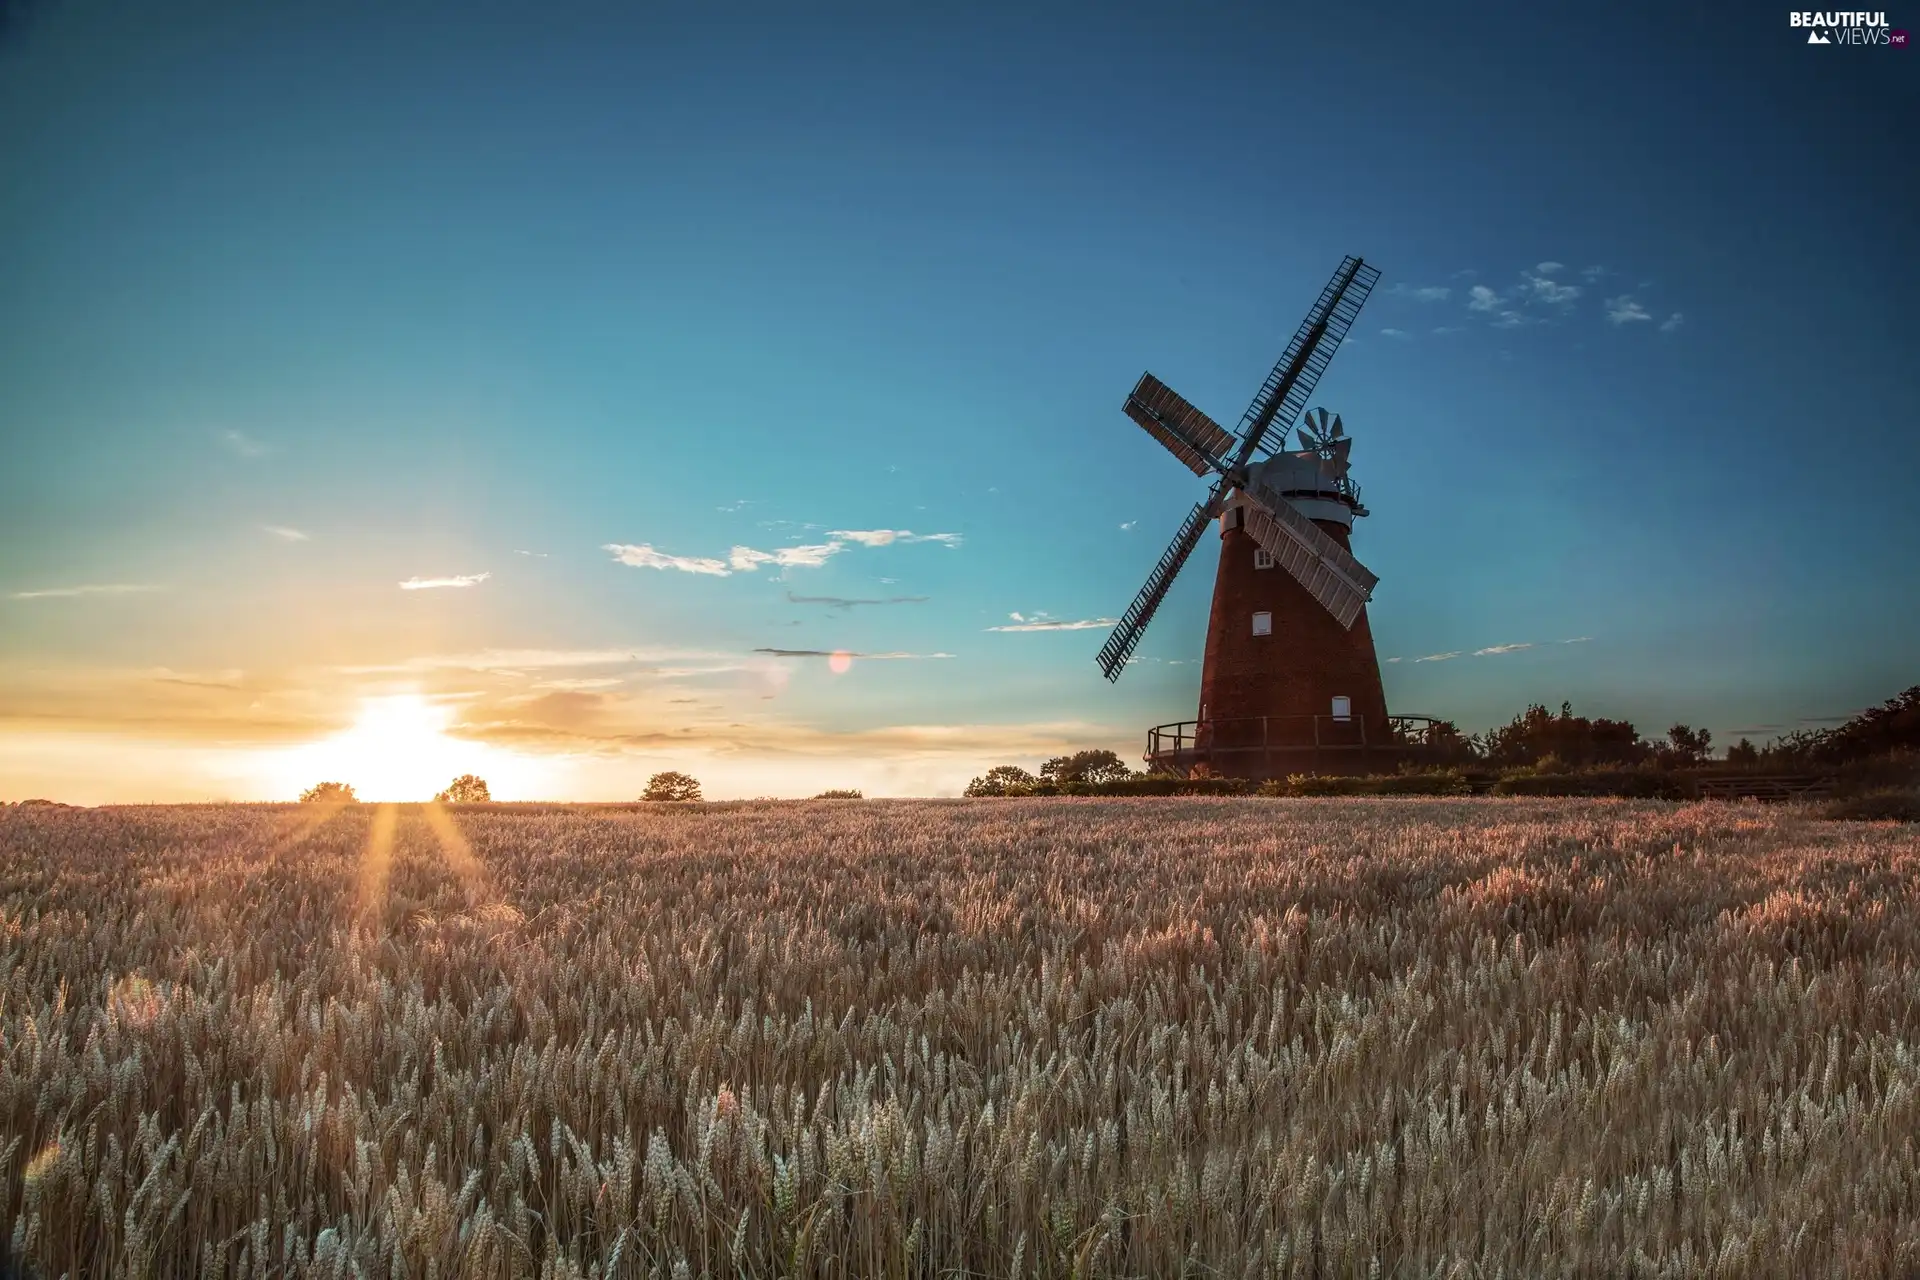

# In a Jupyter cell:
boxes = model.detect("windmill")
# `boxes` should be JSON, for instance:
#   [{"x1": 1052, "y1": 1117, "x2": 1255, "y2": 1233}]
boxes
[{"x1": 1097, "y1": 255, "x2": 1422, "y2": 777}]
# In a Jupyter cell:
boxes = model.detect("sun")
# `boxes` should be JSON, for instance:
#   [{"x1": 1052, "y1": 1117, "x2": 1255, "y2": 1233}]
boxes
[{"x1": 263, "y1": 693, "x2": 548, "y2": 802}]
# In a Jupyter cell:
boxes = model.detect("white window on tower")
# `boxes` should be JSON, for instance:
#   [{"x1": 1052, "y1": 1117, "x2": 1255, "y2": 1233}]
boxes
[
  {"x1": 1252, "y1": 611, "x2": 1272, "y2": 636},
  {"x1": 1331, "y1": 695, "x2": 1352, "y2": 722},
  {"x1": 1254, "y1": 548, "x2": 1275, "y2": 570}
]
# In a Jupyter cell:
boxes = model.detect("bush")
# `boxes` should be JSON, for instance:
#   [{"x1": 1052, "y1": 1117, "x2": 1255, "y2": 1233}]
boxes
[
  {"x1": 1490, "y1": 768, "x2": 1698, "y2": 800},
  {"x1": 642, "y1": 771, "x2": 702, "y2": 802},
  {"x1": 1258, "y1": 770, "x2": 1470, "y2": 798},
  {"x1": 299, "y1": 782, "x2": 357, "y2": 804},
  {"x1": 1823, "y1": 789, "x2": 1920, "y2": 823},
  {"x1": 1828, "y1": 751, "x2": 1920, "y2": 797},
  {"x1": 435, "y1": 774, "x2": 491, "y2": 803},
  {"x1": 813, "y1": 789, "x2": 863, "y2": 800},
  {"x1": 1725, "y1": 738, "x2": 1760, "y2": 767}
]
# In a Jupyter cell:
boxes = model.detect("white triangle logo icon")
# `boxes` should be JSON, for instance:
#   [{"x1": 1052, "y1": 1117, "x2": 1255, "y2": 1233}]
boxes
[{"x1": 1808, "y1": 28, "x2": 1830, "y2": 42}]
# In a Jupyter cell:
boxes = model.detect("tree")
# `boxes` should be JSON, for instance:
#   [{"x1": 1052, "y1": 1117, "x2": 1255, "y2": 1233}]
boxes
[
  {"x1": 1480, "y1": 702, "x2": 1649, "y2": 768},
  {"x1": 813, "y1": 789, "x2": 863, "y2": 799},
  {"x1": 643, "y1": 771, "x2": 702, "y2": 802},
  {"x1": 299, "y1": 781, "x2": 357, "y2": 804},
  {"x1": 1039, "y1": 749, "x2": 1133, "y2": 785},
  {"x1": 964, "y1": 765, "x2": 1036, "y2": 797},
  {"x1": 435, "y1": 774, "x2": 491, "y2": 803},
  {"x1": 1663, "y1": 724, "x2": 1713, "y2": 767},
  {"x1": 1726, "y1": 738, "x2": 1760, "y2": 767}
]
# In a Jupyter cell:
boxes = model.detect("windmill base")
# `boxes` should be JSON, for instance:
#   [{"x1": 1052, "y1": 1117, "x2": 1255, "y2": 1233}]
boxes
[{"x1": 1143, "y1": 714, "x2": 1450, "y2": 781}]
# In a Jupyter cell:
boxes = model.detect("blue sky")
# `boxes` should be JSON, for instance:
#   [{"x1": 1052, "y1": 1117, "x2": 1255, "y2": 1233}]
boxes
[{"x1": 1, "y1": 0, "x2": 1915, "y2": 800}]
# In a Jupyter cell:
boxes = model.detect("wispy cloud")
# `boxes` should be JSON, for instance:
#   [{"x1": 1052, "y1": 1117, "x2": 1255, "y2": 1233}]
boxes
[
  {"x1": 1474, "y1": 642, "x2": 1533, "y2": 656},
  {"x1": 987, "y1": 611, "x2": 1117, "y2": 633},
  {"x1": 1380, "y1": 327, "x2": 1412, "y2": 339},
  {"x1": 785, "y1": 591, "x2": 929, "y2": 611},
  {"x1": 221, "y1": 430, "x2": 268, "y2": 458},
  {"x1": 606, "y1": 529, "x2": 960, "y2": 578},
  {"x1": 1521, "y1": 269, "x2": 1581, "y2": 306},
  {"x1": 262, "y1": 525, "x2": 310, "y2": 542},
  {"x1": 825, "y1": 529, "x2": 962, "y2": 548},
  {"x1": 1606, "y1": 296, "x2": 1653, "y2": 324},
  {"x1": 1581, "y1": 265, "x2": 1607, "y2": 282},
  {"x1": 1535, "y1": 261, "x2": 1565, "y2": 275},
  {"x1": 604, "y1": 544, "x2": 733, "y2": 575},
  {"x1": 1432, "y1": 326, "x2": 1461, "y2": 335},
  {"x1": 398, "y1": 572, "x2": 490, "y2": 590},
  {"x1": 1659, "y1": 312, "x2": 1684, "y2": 333},
  {"x1": 1414, "y1": 651, "x2": 1463, "y2": 663},
  {"x1": 336, "y1": 647, "x2": 731, "y2": 675},
  {"x1": 1119, "y1": 520, "x2": 1137, "y2": 531},
  {"x1": 10, "y1": 583, "x2": 162, "y2": 600},
  {"x1": 513, "y1": 549, "x2": 549, "y2": 558},
  {"x1": 751, "y1": 648, "x2": 953, "y2": 660},
  {"x1": 1467, "y1": 285, "x2": 1501, "y2": 312},
  {"x1": 1390, "y1": 284, "x2": 1452, "y2": 302}
]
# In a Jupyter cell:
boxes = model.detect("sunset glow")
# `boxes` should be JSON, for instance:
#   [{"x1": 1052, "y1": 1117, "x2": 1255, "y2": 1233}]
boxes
[{"x1": 259, "y1": 694, "x2": 551, "y2": 802}]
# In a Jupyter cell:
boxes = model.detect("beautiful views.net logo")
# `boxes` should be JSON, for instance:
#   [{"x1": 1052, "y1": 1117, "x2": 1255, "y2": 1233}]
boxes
[{"x1": 1789, "y1": 10, "x2": 1907, "y2": 43}]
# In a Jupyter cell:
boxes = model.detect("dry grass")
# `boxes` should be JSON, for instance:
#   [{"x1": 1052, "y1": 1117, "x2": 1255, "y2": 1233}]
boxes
[{"x1": 4, "y1": 797, "x2": 1920, "y2": 1278}]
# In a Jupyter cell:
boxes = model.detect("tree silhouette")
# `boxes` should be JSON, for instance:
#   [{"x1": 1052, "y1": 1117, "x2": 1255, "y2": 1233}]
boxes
[
  {"x1": 964, "y1": 765, "x2": 1036, "y2": 796},
  {"x1": 1039, "y1": 749, "x2": 1133, "y2": 785},
  {"x1": 435, "y1": 774, "x2": 491, "y2": 803},
  {"x1": 299, "y1": 781, "x2": 357, "y2": 804},
  {"x1": 643, "y1": 771, "x2": 702, "y2": 802}
]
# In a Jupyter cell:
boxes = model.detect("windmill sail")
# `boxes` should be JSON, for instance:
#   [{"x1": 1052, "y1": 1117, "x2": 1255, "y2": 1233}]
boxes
[
  {"x1": 1240, "y1": 478, "x2": 1378, "y2": 629},
  {"x1": 1233, "y1": 257, "x2": 1381, "y2": 462},
  {"x1": 1124, "y1": 374, "x2": 1236, "y2": 477},
  {"x1": 1096, "y1": 499, "x2": 1219, "y2": 681}
]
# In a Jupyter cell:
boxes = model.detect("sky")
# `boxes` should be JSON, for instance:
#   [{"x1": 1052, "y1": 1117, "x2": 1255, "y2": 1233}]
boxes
[{"x1": 1, "y1": 0, "x2": 1915, "y2": 801}]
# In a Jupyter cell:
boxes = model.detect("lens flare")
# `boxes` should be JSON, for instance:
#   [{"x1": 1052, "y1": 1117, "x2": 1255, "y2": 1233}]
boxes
[{"x1": 828, "y1": 651, "x2": 853, "y2": 675}]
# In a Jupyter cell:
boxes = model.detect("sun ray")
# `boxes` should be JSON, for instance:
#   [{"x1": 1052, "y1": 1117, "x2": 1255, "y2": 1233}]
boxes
[
  {"x1": 422, "y1": 801, "x2": 488, "y2": 902},
  {"x1": 268, "y1": 796, "x2": 352, "y2": 853},
  {"x1": 357, "y1": 803, "x2": 398, "y2": 924}
]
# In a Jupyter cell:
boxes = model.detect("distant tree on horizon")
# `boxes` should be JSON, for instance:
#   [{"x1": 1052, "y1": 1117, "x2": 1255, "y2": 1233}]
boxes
[
  {"x1": 1040, "y1": 749, "x2": 1134, "y2": 785},
  {"x1": 1662, "y1": 724, "x2": 1713, "y2": 767},
  {"x1": 964, "y1": 765, "x2": 1037, "y2": 797},
  {"x1": 1726, "y1": 738, "x2": 1760, "y2": 766},
  {"x1": 435, "y1": 774, "x2": 491, "y2": 803},
  {"x1": 299, "y1": 781, "x2": 357, "y2": 804},
  {"x1": 1479, "y1": 702, "x2": 1648, "y2": 768},
  {"x1": 813, "y1": 789, "x2": 863, "y2": 799},
  {"x1": 643, "y1": 771, "x2": 702, "y2": 802}
]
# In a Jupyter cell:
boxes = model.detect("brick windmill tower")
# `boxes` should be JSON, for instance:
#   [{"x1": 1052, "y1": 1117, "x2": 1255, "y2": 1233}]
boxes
[{"x1": 1096, "y1": 256, "x2": 1433, "y2": 778}]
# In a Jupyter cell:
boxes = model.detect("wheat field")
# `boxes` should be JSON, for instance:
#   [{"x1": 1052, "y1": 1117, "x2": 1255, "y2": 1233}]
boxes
[{"x1": 3, "y1": 798, "x2": 1919, "y2": 1278}]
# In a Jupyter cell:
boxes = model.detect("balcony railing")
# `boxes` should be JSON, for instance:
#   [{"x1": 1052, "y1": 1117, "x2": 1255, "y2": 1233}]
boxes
[{"x1": 1144, "y1": 714, "x2": 1450, "y2": 779}]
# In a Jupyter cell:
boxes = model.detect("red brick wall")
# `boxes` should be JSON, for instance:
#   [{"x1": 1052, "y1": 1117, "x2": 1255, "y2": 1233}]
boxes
[{"x1": 1194, "y1": 516, "x2": 1389, "y2": 759}]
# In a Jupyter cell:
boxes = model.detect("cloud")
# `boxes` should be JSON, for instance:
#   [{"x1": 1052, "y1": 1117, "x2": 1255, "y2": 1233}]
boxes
[
  {"x1": 1473, "y1": 642, "x2": 1534, "y2": 656},
  {"x1": 262, "y1": 525, "x2": 310, "y2": 542},
  {"x1": 1560, "y1": 636, "x2": 1592, "y2": 644},
  {"x1": 1467, "y1": 285, "x2": 1501, "y2": 312},
  {"x1": 1659, "y1": 312, "x2": 1684, "y2": 333},
  {"x1": 1521, "y1": 270, "x2": 1581, "y2": 306},
  {"x1": 1450, "y1": 269, "x2": 1477, "y2": 280},
  {"x1": 1383, "y1": 657, "x2": 1402, "y2": 663},
  {"x1": 1535, "y1": 262, "x2": 1565, "y2": 275},
  {"x1": 1380, "y1": 327, "x2": 1411, "y2": 338},
  {"x1": 1606, "y1": 296, "x2": 1653, "y2": 324},
  {"x1": 10, "y1": 583, "x2": 162, "y2": 600},
  {"x1": 1491, "y1": 311, "x2": 1536, "y2": 329},
  {"x1": 751, "y1": 648, "x2": 953, "y2": 660},
  {"x1": 606, "y1": 530, "x2": 960, "y2": 578},
  {"x1": 222, "y1": 430, "x2": 268, "y2": 458},
  {"x1": 1119, "y1": 520, "x2": 1137, "y2": 531},
  {"x1": 533, "y1": 677, "x2": 627, "y2": 691},
  {"x1": 1432, "y1": 326, "x2": 1461, "y2": 335},
  {"x1": 785, "y1": 591, "x2": 929, "y2": 611},
  {"x1": 335, "y1": 647, "x2": 729, "y2": 675},
  {"x1": 1390, "y1": 284, "x2": 1452, "y2": 302},
  {"x1": 825, "y1": 529, "x2": 962, "y2": 548},
  {"x1": 397, "y1": 573, "x2": 490, "y2": 590},
  {"x1": 987, "y1": 611, "x2": 1117, "y2": 632},
  {"x1": 1413, "y1": 651, "x2": 1463, "y2": 663},
  {"x1": 603, "y1": 544, "x2": 733, "y2": 575},
  {"x1": 1581, "y1": 266, "x2": 1607, "y2": 282},
  {"x1": 513, "y1": 549, "x2": 549, "y2": 558}
]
